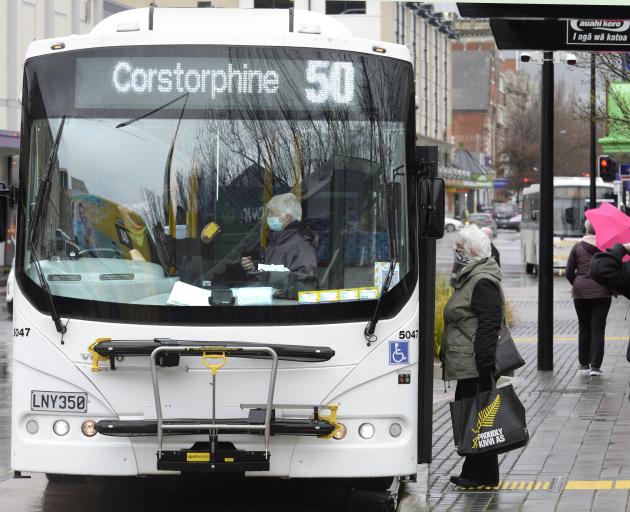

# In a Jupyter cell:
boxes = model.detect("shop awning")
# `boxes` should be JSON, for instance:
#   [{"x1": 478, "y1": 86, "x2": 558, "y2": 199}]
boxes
[{"x1": 0, "y1": 130, "x2": 19, "y2": 156}]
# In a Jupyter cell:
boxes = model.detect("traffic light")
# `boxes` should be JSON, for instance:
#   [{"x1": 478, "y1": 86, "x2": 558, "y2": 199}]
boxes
[{"x1": 599, "y1": 155, "x2": 618, "y2": 182}]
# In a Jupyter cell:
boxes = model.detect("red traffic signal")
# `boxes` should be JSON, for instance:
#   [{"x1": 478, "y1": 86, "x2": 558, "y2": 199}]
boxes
[{"x1": 599, "y1": 155, "x2": 618, "y2": 182}]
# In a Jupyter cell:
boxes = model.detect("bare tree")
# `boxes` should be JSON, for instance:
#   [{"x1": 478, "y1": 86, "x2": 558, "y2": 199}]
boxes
[
  {"x1": 499, "y1": 71, "x2": 540, "y2": 202},
  {"x1": 554, "y1": 80, "x2": 591, "y2": 177}
]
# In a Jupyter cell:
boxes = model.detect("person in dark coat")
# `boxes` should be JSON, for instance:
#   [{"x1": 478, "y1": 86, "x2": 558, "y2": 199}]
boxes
[
  {"x1": 443, "y1": 225, "x2": 503, "y2": 488},
  {"x1": 481, "y1": 227, "x2": 500, "y2": 267},
  {"x1": 566, "y1": 220, "x2": 612, "y2": 377},
  {"x1": 241, "y1": 192, "x2": 318, "y2": 280}
]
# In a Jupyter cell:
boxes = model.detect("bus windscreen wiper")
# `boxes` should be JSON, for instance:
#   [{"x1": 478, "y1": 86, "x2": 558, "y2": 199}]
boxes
[
  {"x1": 364, "y1": 166, "x2": 401, "y2": 346},
  {"x1": 28, "y1": 116, "x2": 67, "y2": 334},
  {"x1": 115, "y1": 92, "x2": 189, "y2": 129}
]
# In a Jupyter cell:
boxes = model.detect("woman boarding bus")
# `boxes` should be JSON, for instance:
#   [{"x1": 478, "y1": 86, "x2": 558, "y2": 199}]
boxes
[{"x1": 9, "y1": 7, "x2": 443, "y2": 488}]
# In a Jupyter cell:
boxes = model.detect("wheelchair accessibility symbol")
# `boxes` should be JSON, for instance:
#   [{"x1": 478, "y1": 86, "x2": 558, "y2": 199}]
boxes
[{"x1": 389, "y1": 341, "x2": 409, "y2": 365}]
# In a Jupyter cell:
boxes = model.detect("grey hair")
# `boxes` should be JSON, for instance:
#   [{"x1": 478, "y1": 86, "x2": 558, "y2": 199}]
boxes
[
  {"x1": 456, "y1": 225, "x2": 491, "y2": 258},
  {"x1": 267, "y1": 192, "x2": 302, "y2": 221},
  {"x1": 585, "y1": 219, "x2": 595, "y2": 234}
]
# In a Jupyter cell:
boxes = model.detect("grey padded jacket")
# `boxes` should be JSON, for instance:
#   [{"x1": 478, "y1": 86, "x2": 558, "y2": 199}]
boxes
[{"x1": 442, "y1": 258, "x2": 503, "y2": 381}]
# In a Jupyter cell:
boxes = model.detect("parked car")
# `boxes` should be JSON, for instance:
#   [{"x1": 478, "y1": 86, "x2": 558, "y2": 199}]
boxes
[
  {"x1": 6, "y1": 260, "x2": 14, "y2": 315},
  {"x1": 444, "y1": 216, "x2": 463, "y2": 233},
  {"x1": 466, "y1": 213, "x2": 497, "y2": 237},
  {"x1": 493, "y1": 202, "x2": 519, "y2": 229},
  {"x1": 505, "y1": 213, "x2": 522, "y2": 231}
]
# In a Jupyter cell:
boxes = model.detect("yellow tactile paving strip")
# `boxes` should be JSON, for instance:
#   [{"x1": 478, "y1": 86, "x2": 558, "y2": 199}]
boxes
[
  {"x1": 455, "y1": 480, "x2": 552, "y2": 491},
  {"x1": 513, "y1": 336, "x2": 628, "y2": 343},
  {"x1": 456, "y1": 479, "x2": 630, "y2": 492}
]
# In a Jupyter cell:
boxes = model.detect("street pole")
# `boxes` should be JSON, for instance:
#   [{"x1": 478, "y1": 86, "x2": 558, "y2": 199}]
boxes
[
  {"x1": 416, "y1": 145, "x2": 437, "y2": 464},
  {"x1": 590, "y1": 53, "x2": 596, "y2": 210},
  {"x1": 538, "y1": 51, "x2": 554, "y2": 371}
]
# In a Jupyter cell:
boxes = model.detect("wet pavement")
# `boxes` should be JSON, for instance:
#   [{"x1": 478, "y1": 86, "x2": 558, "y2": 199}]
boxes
[{"x1": 2, "y1": 231, "x2": 630, "y2": 511}]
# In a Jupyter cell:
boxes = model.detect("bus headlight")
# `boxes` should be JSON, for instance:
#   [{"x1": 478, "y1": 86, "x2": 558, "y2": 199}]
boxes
[
  {"x1": 53, "y1": 420, "x2": 70, "y2": 436},
  {"x1": 332, "y1": 423, "x2": 347, "y2": 440},
  {"x1": 389, "y1": 423, "x2": 402, "y2": 438},
  {"x1": 358, "y1": 423, "x2": 375, "y2": 439},
  {"x1": 26, "y1": 420, "x2": 39, "y2": 435},
  {"x1": 81, "y1": 420, "x2": 97, "y2": 437}
]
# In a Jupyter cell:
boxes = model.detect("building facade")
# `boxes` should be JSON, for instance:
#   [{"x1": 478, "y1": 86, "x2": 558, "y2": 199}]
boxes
[{"x1": 450, "y1": 17, "x2": 509, "y2": 212}]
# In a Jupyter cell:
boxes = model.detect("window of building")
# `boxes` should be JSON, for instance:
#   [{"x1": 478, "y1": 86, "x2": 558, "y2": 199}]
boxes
[
  {"x1": 326, "y1": 1, "x2": 366, "y2": 15},
  {"x1": 254, "y1": 0, "x2": 293, "y2": 8}
]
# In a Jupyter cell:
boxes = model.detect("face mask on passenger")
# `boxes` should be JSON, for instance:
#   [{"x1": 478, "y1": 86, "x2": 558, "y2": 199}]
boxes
[
  {"x1": 450, "y1": 249, "x2": 470, "y2": 287},
  {"x1": 454, "y1": 248, "x2": 471, "y2": 264},
  {"x1": 267, "y1": 216, "x2": 284, "y2": 232}
]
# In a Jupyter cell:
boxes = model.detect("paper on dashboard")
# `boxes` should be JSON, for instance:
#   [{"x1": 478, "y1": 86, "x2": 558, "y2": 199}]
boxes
[{"x1": 167, "y1": 281, "x2": 211, "y2": 306}]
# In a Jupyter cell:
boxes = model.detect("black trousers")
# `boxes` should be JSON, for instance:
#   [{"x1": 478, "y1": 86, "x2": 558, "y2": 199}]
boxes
[
  {"x1": 573, "y1": 297, "x2": 612, "y2": 369},
  {"x1": 454, "y1": 376, "x2": 499, "y2": 485}
]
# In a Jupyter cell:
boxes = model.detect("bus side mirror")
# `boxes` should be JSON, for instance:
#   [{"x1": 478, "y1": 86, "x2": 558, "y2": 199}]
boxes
[
  {"x1": 0, "y1": 195, "x2": 8, "y2": 244},
  {"x1": 418, "y1": 177, "x2": 445, "y2": 239}
]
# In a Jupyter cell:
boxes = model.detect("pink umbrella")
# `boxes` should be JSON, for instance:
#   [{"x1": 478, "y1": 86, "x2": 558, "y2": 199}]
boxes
[{"x1": 585, "y1": 203, "x2": 630, "y2": 259}]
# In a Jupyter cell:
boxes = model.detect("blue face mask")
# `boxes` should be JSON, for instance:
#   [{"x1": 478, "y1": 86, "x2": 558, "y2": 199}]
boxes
[{"x1": 267, "y1": 216, "x2": 284, "y2": 232}]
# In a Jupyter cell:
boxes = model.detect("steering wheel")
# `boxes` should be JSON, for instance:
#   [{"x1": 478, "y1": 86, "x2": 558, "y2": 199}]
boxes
[{"x1": 78, "y1": 248, "x2": 122, "y2": 259}]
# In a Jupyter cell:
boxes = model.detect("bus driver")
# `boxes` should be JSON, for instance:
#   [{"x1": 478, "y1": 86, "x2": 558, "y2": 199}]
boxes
[{"x1": 241, "y1": 192, "x2": 318, "y2": 281}]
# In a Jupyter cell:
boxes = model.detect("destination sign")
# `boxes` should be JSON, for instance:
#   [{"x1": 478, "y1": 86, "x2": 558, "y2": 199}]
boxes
[
  {"x1": 567, "y1": 19, "x2": 630, "y2": 46},
  {"x1": 75, "y1": 57, "x2": 358, "y2": 111}
]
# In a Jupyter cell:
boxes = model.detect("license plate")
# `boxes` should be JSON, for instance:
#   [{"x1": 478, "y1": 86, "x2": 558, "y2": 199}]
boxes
[{"x1": 31, "y1": 391, "x2": 87, "y2": 413}]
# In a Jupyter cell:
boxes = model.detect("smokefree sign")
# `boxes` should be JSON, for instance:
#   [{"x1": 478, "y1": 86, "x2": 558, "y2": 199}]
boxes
[{"x1": 567, "y1": 19, "x2": 630, "y2": 45}]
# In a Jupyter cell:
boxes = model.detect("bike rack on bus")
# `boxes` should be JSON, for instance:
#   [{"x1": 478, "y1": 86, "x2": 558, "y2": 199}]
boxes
[
  {"x1": 89, "y1": 339, "x2": 342, "y2": 471},
  {"x1": 150, "y1": 345, "x2": 278, "y2": 470}
]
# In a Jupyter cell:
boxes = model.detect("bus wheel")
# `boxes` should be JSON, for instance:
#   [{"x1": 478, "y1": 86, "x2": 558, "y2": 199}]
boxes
[
  {"x1": 45, "y1": 473, "x2": 85, "y2": 484},
  {"x1": 526, "y1": 263, "x2": 535, "y2": 274}
]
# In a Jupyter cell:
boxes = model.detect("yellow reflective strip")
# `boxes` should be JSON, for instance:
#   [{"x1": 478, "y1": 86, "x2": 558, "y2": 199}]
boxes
[
  {"x1": 615, "y1": 480, "x2": 630, "y2": 489},
  {"x1": 224, "y1": 457, "x2": 234, "y2": 463},
  {"x1": 534, "y1": 482, "x2": 543, "y2": 490},
  {"x1": 518, "y1": 481, "x2": 527, "y2": 490},
  {"x1": 502, "y1": 481, "x2": 511, "y2": 490},
  {"x1": 527, "y1": 482, "x2": 534, "y2": 490},
  {"x1": 510, "y1": 481, "x2": 519, "y2": 490},
  {"x1": 565, "y1": 480, "x2": 612, "y2": 490},
  {"x1": 542, "y1": 482, "x2": 550, "y2": 490}
]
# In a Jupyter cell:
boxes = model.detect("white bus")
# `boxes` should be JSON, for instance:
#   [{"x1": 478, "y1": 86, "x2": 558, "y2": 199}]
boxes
[
  {"x1": 521, "y1": 177, "x2": 615, "y2": 273},
  {"x1": 9, "y1": 7, "x2": 443, "y2": 488}
]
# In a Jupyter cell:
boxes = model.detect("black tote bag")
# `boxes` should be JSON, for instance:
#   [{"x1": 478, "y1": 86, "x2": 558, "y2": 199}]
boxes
[
  {"x1": 494, "y1": 325, "x2": 525, "y2": 377},
  {"x1": 450, "y1": 382, "x2": 529, "y2": 456}
]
